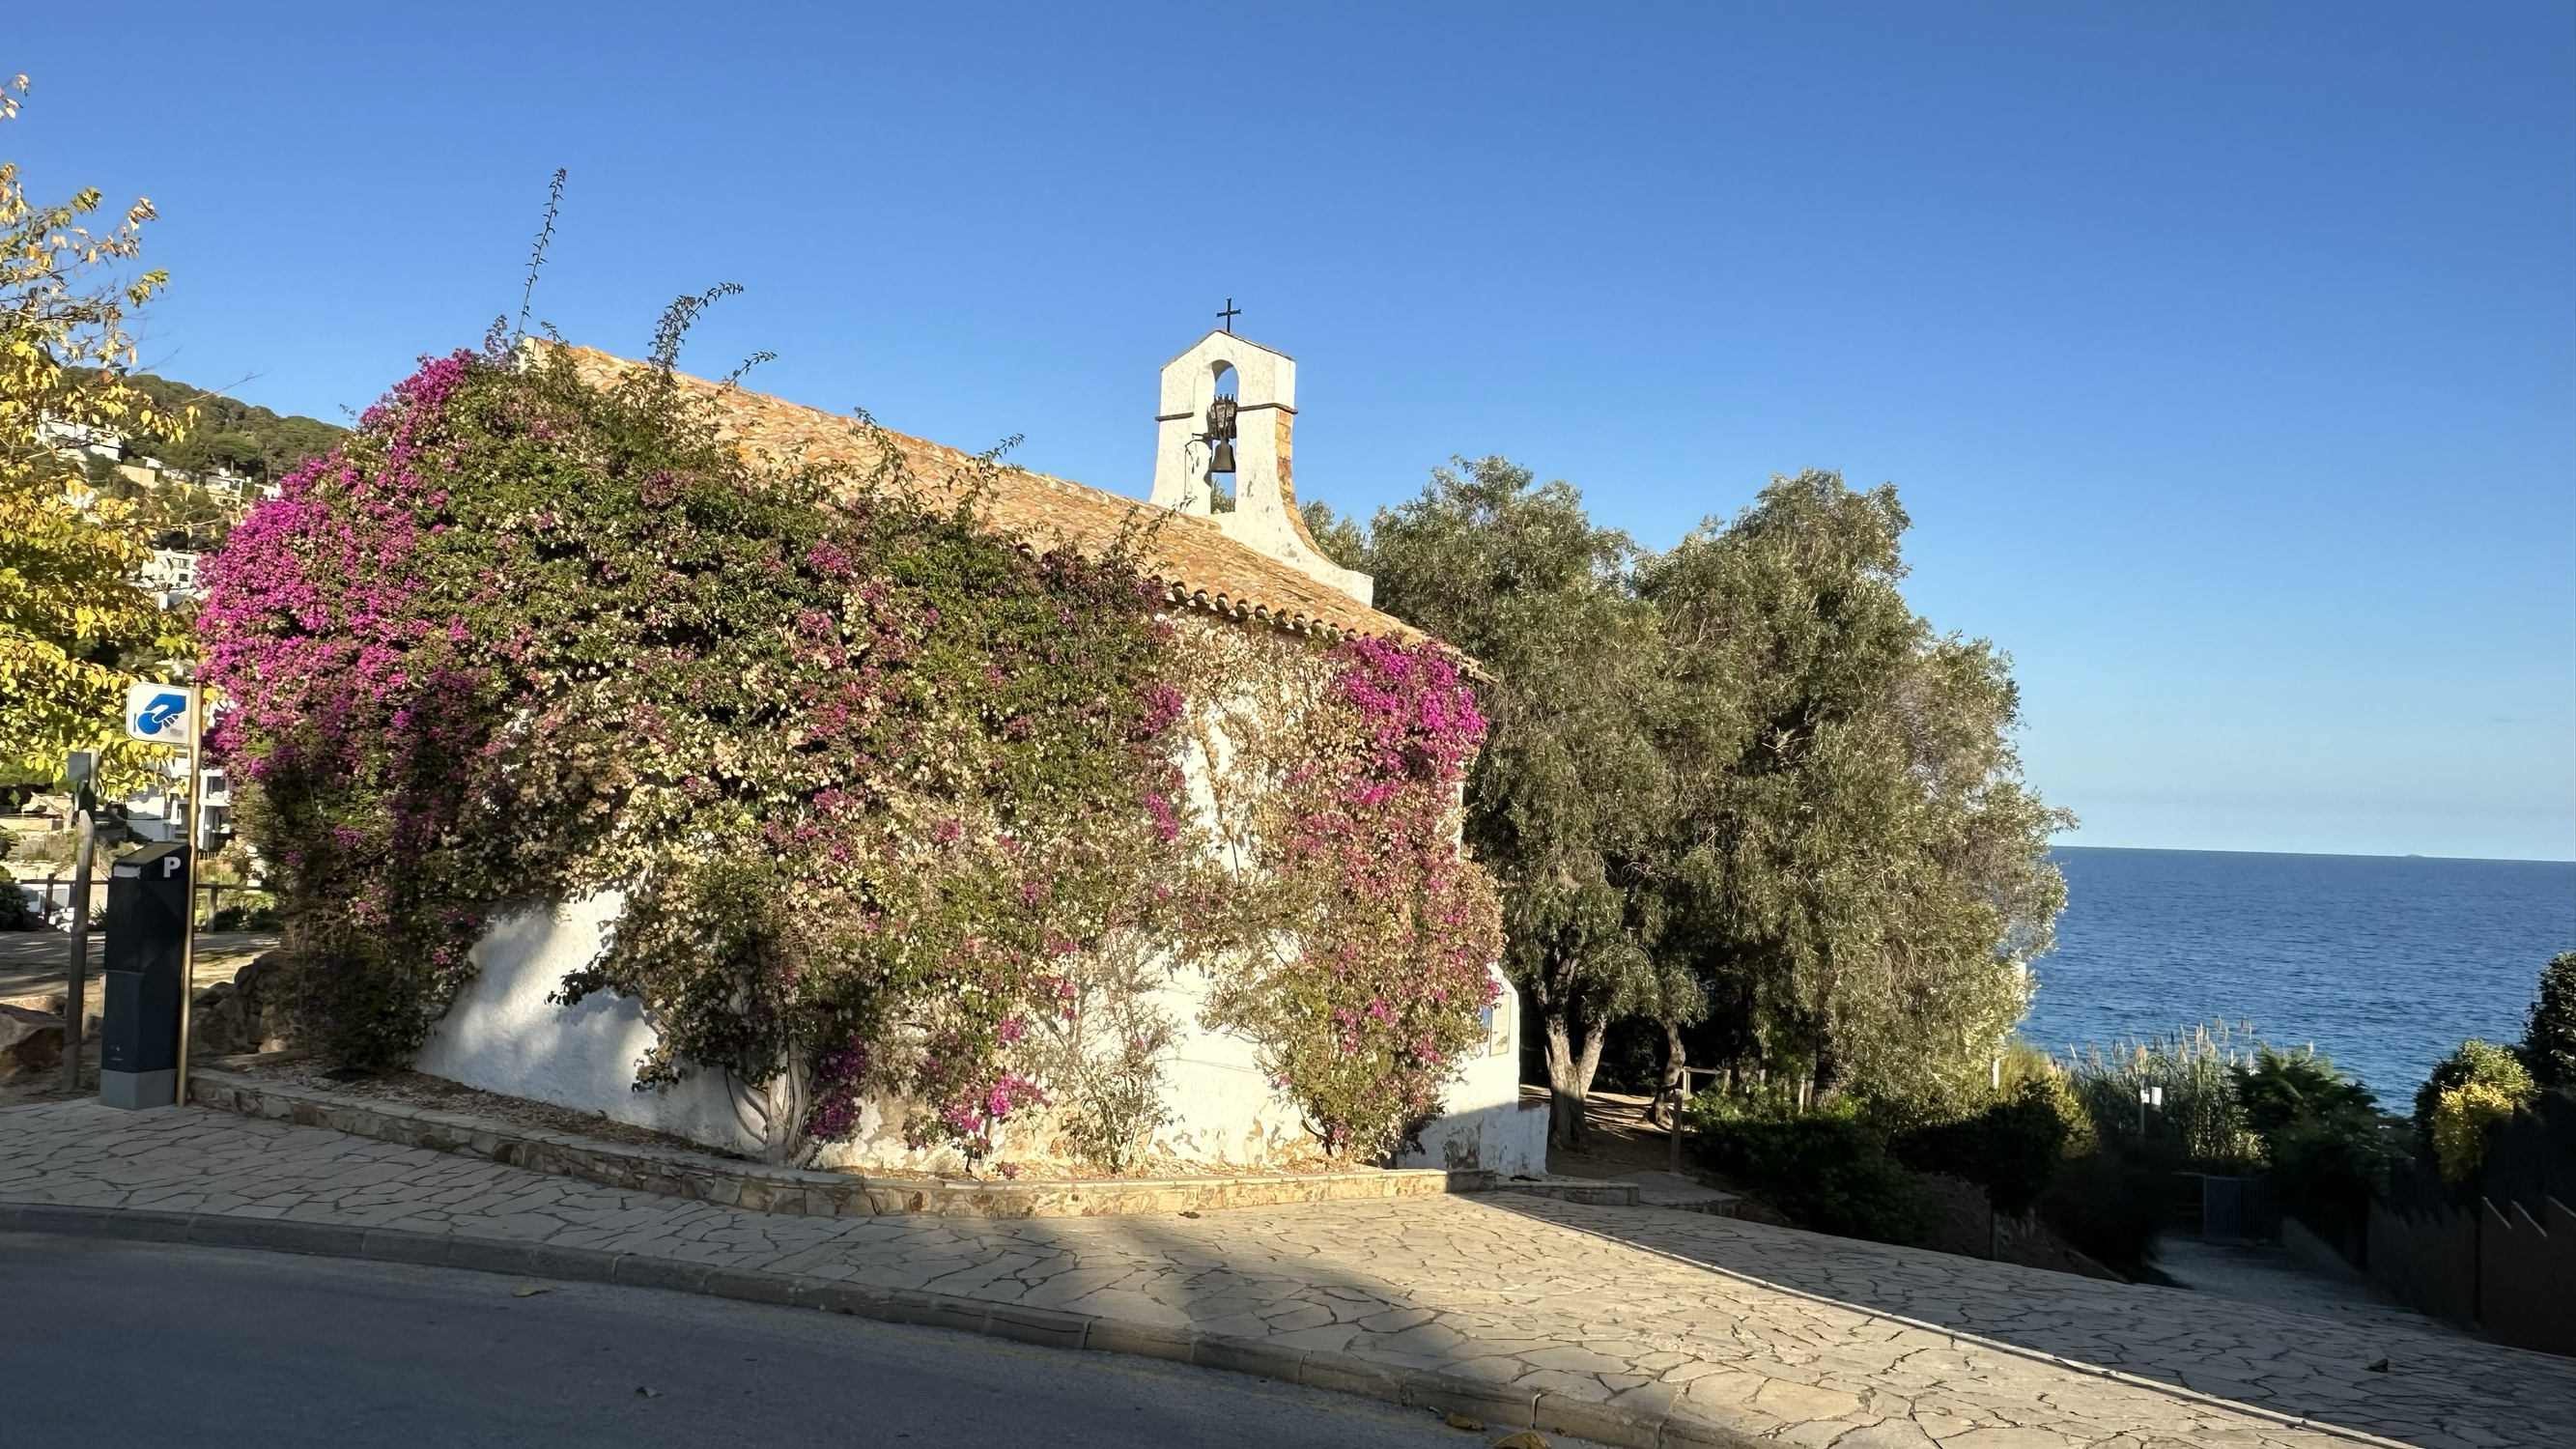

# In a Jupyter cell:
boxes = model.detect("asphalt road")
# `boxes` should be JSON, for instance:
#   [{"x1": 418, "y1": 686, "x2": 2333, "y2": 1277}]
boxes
[
  {"x1": 0, "y1": 929, "x2": 277, "y2": 1001},
  {"x1": 0, "y1": 1233, "x2": 1571, "y2": 1448}
]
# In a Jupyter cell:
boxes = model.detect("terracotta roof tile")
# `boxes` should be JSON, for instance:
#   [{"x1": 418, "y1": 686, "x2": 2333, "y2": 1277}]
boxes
[{"x1": 560, "y1": 348, "x2": 1423, "y2": 645}]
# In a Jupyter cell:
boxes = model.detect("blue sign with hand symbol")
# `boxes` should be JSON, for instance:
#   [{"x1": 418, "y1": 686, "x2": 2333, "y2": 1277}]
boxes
[
  {"x1": 136, "y1": 695, "x2": 187, "y2": 735},
  {"x1": 124, "y1": 682, "x2": 197, "y2": 744}
]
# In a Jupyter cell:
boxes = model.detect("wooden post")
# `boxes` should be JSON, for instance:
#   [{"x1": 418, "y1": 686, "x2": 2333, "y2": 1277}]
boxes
[
  {"x1": 60, "y1": 809, "x2": 95, "y2": 1094},
  {"x1": 1668, "y1": 1086, "x2": 1683, "y2": 1173},
  {"x1": 173, "y1": 695, "x2": 200, "y2": 1107}
]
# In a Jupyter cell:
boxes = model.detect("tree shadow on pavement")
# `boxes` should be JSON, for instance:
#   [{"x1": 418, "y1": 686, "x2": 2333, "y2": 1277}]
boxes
[{"x1": 1467, "y1": 1189, "x2": 2576, "y2": 1449}]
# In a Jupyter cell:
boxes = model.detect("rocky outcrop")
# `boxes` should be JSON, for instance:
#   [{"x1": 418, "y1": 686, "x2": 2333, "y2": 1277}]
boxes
[
  {"x1": 0, "y1": 1003, "x2": 66, "y2": 1079},
  {"x1": 190, "y1": 952, "x2": 303, "y2": 1058}
]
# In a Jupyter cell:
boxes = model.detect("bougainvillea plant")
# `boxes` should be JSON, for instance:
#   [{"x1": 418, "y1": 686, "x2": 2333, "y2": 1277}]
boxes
[
  {"x1": 204, "y1": 338, "x2": 1178, "y2": 1160},
  {"x1": 203, "y1": 329, "x2": 1500, "y2": 1170},
  {"x1": 1179, "y1": 627, "x2": 1506, "y2": 1161}
]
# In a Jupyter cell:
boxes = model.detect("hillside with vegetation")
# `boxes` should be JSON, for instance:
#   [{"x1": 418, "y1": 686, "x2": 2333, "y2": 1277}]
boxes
[
  {"x1": 81, "y1": 366, "x2": 346, "y2": 482},
  {"x1": 52, "y1": 369, "x2": 345, "y2": 554}
]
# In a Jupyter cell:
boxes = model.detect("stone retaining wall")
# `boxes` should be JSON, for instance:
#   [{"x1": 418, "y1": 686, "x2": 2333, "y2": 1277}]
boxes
[{"x1": 185, "y1": 1065, "x2": 1505, "y2": 1219}]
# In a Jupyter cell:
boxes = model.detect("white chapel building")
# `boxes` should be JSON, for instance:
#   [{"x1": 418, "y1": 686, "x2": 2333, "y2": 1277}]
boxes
[{"x1": 411, "y1": 329, "x2": 1546, "y2": 1180}]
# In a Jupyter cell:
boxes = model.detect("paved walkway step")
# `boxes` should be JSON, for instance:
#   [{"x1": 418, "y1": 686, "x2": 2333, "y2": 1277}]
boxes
[{"x1": 1613, "y1": 1171, "x2": 1742, "y2": 1217}]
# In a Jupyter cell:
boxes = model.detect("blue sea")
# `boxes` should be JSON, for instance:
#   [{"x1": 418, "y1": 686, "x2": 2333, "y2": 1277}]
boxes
[{"x1": 2021, "y1": 847, "x2": 2576, "y2": 1102}]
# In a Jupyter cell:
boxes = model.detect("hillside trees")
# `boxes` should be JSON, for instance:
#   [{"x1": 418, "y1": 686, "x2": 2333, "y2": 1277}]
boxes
[
  {"x1": 0, "y1": 74, "x2": 186, "y2": 791},
  {"x1": 68, "y1": 370, "x2": 349, "y2": 554},
  {"x1": 108, "y1": 368, "x2": 345, "y2": 482}
]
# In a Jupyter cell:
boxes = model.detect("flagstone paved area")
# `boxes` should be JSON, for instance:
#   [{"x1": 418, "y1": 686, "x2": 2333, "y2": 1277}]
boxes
[{"x1": 3, "y1": 1099, "x2": 2566, "y2": 1449}]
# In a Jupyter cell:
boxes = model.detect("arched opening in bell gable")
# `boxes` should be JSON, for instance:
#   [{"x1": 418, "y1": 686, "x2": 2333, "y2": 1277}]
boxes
[{"x1": 1205, "y1": 362, "x2": 1238, "y2": 512}]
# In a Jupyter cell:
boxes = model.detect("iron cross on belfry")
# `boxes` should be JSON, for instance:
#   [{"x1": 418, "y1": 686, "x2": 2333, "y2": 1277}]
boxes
[{"x1": 1217, "y1": 298, "x2": 1241, "y2": 333}]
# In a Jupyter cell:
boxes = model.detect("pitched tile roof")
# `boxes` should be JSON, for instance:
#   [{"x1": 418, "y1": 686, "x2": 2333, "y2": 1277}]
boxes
[{"x1": 560, "y1": 348, "x2": 1424, "y2": 645}]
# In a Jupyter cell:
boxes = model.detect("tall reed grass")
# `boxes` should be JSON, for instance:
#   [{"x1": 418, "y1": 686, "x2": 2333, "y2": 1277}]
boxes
[{"x1": 2060, "y1": 1019, "x2": 2265, "y2": 1166}]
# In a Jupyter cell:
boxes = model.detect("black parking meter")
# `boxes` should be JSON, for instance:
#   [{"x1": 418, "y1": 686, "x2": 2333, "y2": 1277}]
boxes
[{"x1": 99, "y1": 842, "x2": 189, "y2": 1109}]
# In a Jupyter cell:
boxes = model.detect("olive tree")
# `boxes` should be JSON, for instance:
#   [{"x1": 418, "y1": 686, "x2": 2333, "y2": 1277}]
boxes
[
  {"x1": 1644, "y1": 470, "x2": 2068, "y2": 1122},
  {"x1": 1362, "y1": 458, "x2": 1670, "y2": 1148}
]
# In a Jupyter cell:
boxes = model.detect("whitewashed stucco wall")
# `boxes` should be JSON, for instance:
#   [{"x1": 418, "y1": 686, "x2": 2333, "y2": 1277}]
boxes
[
  {"x1": 415, "y1": 896, "x2": 1543, "y2": 1177},
  {"x1": 1395, "y1": 979, "x2": 1548, "y2": 1179},
  {"x1": 412, "y1": 891, "x2": 769, "y2": 1155}
]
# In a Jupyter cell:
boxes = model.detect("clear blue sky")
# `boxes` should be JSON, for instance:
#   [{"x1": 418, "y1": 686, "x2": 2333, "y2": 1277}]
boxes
[{"x1": 11, "y1": 4, "x2": 2571, "y2": 860}]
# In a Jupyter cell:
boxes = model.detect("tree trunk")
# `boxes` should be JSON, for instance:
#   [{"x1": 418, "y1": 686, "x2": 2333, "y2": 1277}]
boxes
[
  {"x1": 1543, "y1": 1010, "x2": 1607, "y2": 1151},
  {"x1": 741, "y1": 1054, "x2": 811, "y2": 1167},
  {"x1": 1654, "y1": 1018, "x2": 1688, "y2": 1128}
]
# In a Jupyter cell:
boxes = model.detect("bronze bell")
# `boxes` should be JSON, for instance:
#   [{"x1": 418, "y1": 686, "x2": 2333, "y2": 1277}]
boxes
[{"x1": 1202, "y1": 393, "x2": 1239, "y2": 481}]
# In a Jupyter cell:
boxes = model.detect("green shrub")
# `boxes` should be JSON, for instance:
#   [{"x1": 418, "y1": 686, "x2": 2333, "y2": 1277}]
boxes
[
  {"x1": 2035, "y1": 1146, "x2": 2171, "y2": 1278},
  {"x1": 2525, "y1": 952, "x2": 2576, "y2": 1090},
  {"x1": 1893, "y1": 1078, "x2": 2078, "y2": 1217},
  {"x1": 209, "y1": 903, "x2": 279, "y2": 931},
  {"x1": 2431, "y1": 1082, "x2": 2527, "y2": 1184},
  {"x1": 2418, "y1": 1039, "x2": 2537, "y2": 1183},
  {"x1": 2232, "y1": 1043, "x2": 2400, "y2": 1259},
  {"x1": 2235, "y1": 1041, "x2": 2372, "y2": 1135},
  {"x1": 2413, "y1": 1037, "x2": 2524, "y2": 1125},
  {"x1": 1687, "y1": 1094, "x2": 1927, "y2": 1244}
]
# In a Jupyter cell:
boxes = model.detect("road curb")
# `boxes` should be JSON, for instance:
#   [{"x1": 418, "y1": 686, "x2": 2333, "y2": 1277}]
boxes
[{"x1": 0, "y1": 1199, "x2": 1741, "y2": 1448}]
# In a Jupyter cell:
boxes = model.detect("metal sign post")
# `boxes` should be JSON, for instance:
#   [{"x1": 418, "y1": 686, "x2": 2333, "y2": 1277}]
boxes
[{"x1": 124, "y1": 681, "x2": 201, "y2": 1107}]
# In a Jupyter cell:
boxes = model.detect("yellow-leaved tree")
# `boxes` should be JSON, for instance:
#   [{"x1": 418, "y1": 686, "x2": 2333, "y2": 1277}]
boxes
[{"x1": 1, "y1": 74, "x2": 188, "y2": 793}]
